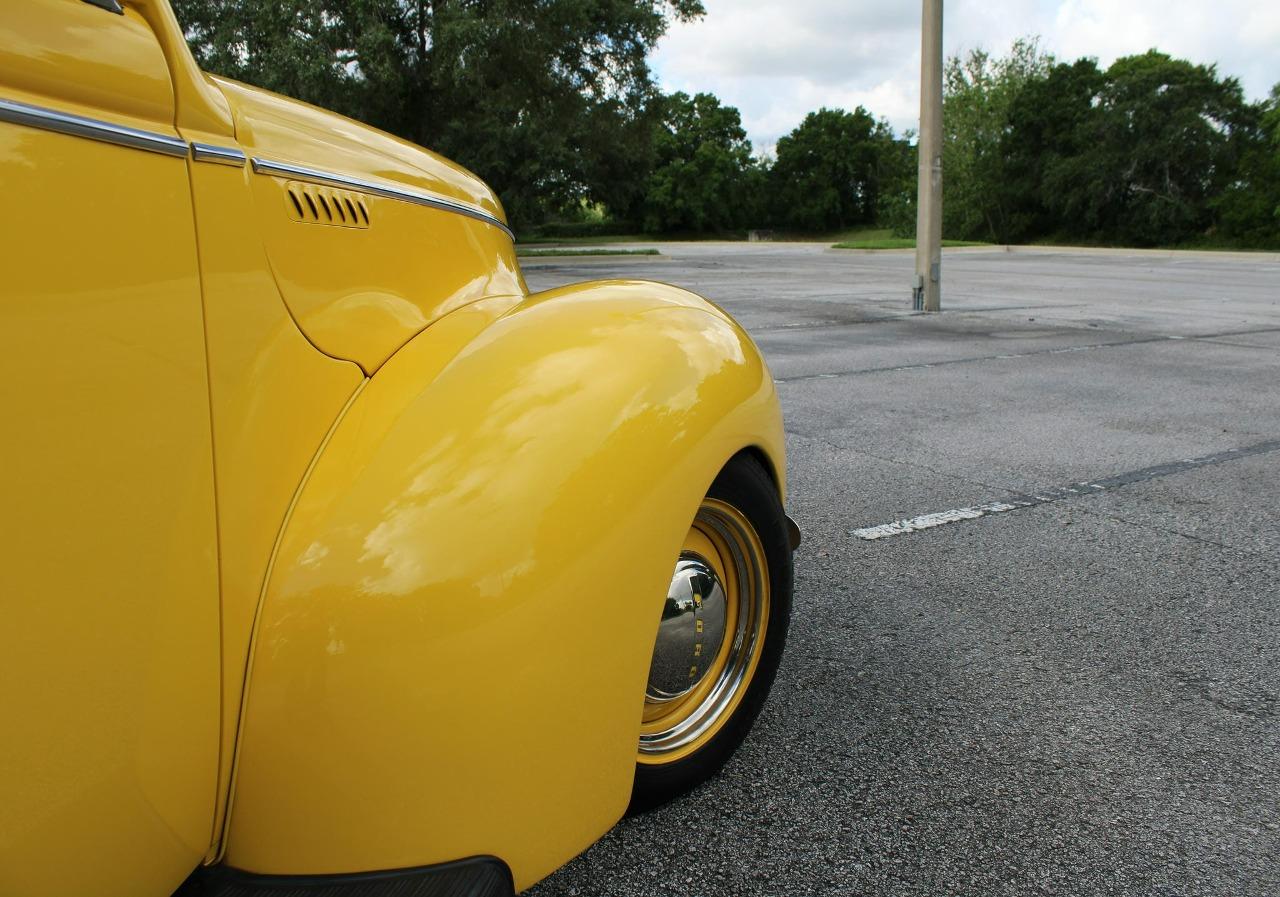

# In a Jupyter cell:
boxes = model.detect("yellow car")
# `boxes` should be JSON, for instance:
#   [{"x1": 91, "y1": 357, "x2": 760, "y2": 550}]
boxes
[{"x1": 0, "y1": 2, "x2": 797, "y2": 895}]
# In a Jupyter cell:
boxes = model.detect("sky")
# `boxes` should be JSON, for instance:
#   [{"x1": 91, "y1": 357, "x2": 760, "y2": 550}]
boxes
[{"x1": 649, "y1": 0, "x2": 1280, "y2": 155}]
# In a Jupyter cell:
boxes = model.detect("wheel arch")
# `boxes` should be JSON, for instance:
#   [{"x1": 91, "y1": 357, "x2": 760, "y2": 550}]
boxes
[
  {"x1": 221, "y1": 280, "x2": 784, "y2": 889},
  {"x1": 735, "y1": 444, "x2": 785, "y2": 500}
]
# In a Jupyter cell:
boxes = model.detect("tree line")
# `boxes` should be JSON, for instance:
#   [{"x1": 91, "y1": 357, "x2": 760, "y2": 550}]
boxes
[{"x1": 172, "y1": 2, "x2": 1278, "y2": 248}]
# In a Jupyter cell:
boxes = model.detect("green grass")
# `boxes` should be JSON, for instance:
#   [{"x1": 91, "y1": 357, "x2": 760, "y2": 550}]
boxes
[
  {"x1": 832, "y1": 237, "x2": 990, "y2": 250},
  {"x1": 516, "y1": 247, "x2": 661, "y2": 257}
]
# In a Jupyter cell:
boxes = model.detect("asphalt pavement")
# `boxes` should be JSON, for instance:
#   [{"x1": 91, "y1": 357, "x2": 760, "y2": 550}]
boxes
[{"x1": 521, "y1": 244, "x2": 1280, "y2": 897}]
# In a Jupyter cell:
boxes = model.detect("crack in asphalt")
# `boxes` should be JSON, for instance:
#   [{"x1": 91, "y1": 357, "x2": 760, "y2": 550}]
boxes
[
  {"x1": 1170, "y1": 670, "x2": 1280, "y2": 720},
  {"x1": 774, "y1": 326, "x2": 1280, "y2": 384},
  {"x1": 1073, "y1": 506, "x2": 1248, "y2": 555},
  {"x1": 749, "y1": 304, "x2": 1095, "y2": 335},
  {"x1": 777, "y1": 336, "x2": 1171, "y2": 383}
]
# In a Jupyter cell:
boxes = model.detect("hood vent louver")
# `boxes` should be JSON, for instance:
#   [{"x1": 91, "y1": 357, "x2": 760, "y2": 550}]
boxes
[{"x1": 285, "y1": 181, "x2": 371, "y2": 229}]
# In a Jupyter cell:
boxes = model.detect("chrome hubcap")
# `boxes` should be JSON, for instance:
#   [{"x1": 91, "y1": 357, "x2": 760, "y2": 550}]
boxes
[
  {"x1": 646, "y1": 555, "x2": 728, "y2": 701},
  {"x1": 640, "y1": 499, "x2": 769, "y2": 758}
]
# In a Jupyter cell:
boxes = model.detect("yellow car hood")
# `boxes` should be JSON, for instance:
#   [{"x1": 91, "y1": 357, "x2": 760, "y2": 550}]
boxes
[{"x1": 211, "y1": 74, "x2": 506, "y2": 225}]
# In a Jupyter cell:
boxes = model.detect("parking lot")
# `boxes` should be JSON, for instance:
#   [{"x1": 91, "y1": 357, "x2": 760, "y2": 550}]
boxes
[{"x1": 522, "y1": 244, "x2": 1280, "y2": 897}]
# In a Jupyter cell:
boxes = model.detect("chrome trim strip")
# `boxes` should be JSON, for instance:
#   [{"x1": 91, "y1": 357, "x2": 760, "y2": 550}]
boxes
[
  {"x1": 0, "y1": 97, "x2": 187, "y2": 158},
  {"x1": 191, "y1": 142, "x2": 247, "y2": 167},
  {"x1": 250, "y1": 157, "x2": 515, "y2": 240}
]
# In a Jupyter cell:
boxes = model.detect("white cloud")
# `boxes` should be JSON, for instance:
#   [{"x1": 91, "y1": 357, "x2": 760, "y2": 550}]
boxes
[{"x1": 651, "y1": 0, "x2": 1280, "y2": 152}]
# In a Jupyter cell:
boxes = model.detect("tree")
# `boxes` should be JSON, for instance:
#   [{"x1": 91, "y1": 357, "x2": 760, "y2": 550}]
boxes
[
  {"x1": 873, "y1": 130, "x2": 916, "y2": 237},
  {"x1": 169, "y1": 0, "x2": 704, "y2": 227},
  {"x1": 1001, "y1": 57, "x2": 1107, "y2": 242},
  {"x1": 640, "y1": 92, "x2": 761, "y2": 233},
  {"x1": 942, "y1": 37, "x2": 1054, "y2": 242},
  {"x1": 769, "y1": 107, "x2": 897, "y2": 232},
  {"x1": 1078, "y1": 51, "x2": 1251, "y2": 246},
  {"x1": 969, "y1": 46, "x2": 1263, "y2": 247},
  {"x1": 1213, "y1": 84, "x2": 1280, "y2": 247}
]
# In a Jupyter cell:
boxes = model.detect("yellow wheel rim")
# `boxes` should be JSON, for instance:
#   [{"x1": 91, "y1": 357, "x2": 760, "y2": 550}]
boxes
[{"x1": 639, "y1": 498, "x2": 770, "y2": 765}]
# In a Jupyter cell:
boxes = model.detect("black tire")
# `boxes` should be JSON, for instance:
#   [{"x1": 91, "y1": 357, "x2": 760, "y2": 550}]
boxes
[{"x1": 629, "y1": 452, "x2": 793, "y2": 813}]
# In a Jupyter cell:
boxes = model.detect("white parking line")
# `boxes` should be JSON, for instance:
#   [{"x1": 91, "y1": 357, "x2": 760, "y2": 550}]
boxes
[{"x1": 850, "y1": 501, "x2": 1024, "y2": 540}]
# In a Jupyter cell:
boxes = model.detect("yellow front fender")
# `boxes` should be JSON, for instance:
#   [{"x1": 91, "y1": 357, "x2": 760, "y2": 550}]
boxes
[{"x1": 224, "y1": 280, "x2": 784, "y2": 890}]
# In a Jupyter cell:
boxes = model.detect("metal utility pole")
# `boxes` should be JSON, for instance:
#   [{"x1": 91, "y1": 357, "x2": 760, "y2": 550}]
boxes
[{"x1": 913, "y1": 0, "x2": 943, "y2": 312}]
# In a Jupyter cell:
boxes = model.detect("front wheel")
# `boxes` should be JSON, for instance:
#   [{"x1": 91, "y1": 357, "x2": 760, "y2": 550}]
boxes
[{"x1": 630, "y1": 452, "x2": 793, "y2": 812}]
